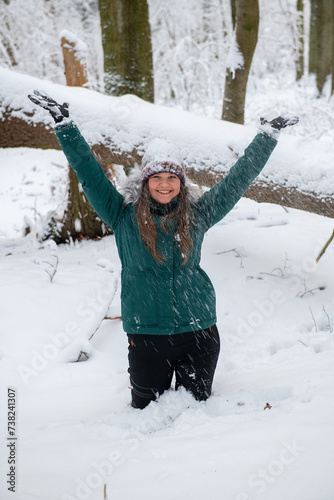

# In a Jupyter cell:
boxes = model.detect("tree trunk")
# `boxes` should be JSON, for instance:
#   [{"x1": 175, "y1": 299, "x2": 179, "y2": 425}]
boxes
[
  {"x1": 44, "y1": 34, "x2": 112, "y2": 244},
  {"x1": 61, "y1": 32, "x2": 89, "y2": 88},
  {"x1": 2, "y1": 108, "x2": 334, "y2": 220},
  {"x1": 309, "y1": 0, "x2": 334, "y2": 94},
  {"x1": 185, "y1": 166, "x2": 334, "y2": 220},
  {"x1": 296, "y1": 0, "x2": 304, "y2": 81},
  {"x1": 230, "y1": 0, "x2": 237, "y2": 29},
  {"x1": 332, "y1": 4, "x2": 334, "y2": 95},
  {"x1": 222, "y1": 0, "x2": 259, "y2": 124},
  {"x1": 316, "y1": 0, "x2": 333, "y2": 94},
  {"x1": 309, "y1": 0, "x2": 318, "y2": 76},
  {"x1": 46, "y1": 167, "x2": 110, "y2": 244},
  {"x1": 98, "y1": 0, "x2": 154, "y2": 102}
]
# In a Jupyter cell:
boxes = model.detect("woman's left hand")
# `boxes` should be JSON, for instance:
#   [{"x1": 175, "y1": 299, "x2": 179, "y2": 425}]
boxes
[{"x1": 260, "y1": 115, "x2": 299, "y2": 130}]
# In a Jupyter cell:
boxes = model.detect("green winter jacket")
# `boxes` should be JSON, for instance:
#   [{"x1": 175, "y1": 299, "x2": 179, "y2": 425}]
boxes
[{"x1": 55, "y1": 122, "x2": 277, "y2": 335}]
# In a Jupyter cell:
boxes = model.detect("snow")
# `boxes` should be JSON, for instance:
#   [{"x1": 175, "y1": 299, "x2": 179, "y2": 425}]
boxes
[
  {"x1": 59, "y1": 30, "x2": 88, "y2": 55},
  {"x1": 1, "y1": 136, "x2": 334, "y2": 499},
  {"x1": 0, "y1": 147, "x2": 68, "y2": 239},
  {"x1": 226, "y1": 33, "x2": 244, "y2": 78},
  {"x1": 2, "y1": 67, "x2": 334, "y2": 199},
  {"x1": 59, "y1": 30, "x2": 89, "y2": 68},
  {"x1": 141, "y1": 138, "x2": 185, "y2": 182},
  {"x1": 2, "y1": 2, "x2": 334, "y2": 496}
]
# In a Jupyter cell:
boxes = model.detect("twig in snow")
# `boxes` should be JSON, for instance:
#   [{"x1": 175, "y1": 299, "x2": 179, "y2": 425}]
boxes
[
  {"x1": 76, "y1": 317, "x2": 107, "y2": 362},
  {"x1": 76, "y1": 274, "x2": 120, "y2": 362},
  {"x1": 42, "y1": 240, "x2": 59, "y2": 282},
  {"x1": 297, "y1": 283, "x2": 326, "y2": 298},
  {"x1": 260, "y1": 253, "x2": 291, "y2": 279},
  {"x1": 216, "y1": 248, "x2": 244, "y2": 268},
  {"x1": 76, "y1": 314, "x2": 121, "y2": 361},
  {"x1": 316, "y1": 229, "x2": 334, "y2": 263},
  {"x1": 322, "y1": 306, "x2": 333, "y2": 333},
  {"x1": 260, "y1": 268, "x2": 285, "y2": 278},
  {"x1": 76, "y1": 351, "x2": 89, "y2": 362},
  {"x1": 309, "y1": 307, "x2": 318, "y2": 333}
]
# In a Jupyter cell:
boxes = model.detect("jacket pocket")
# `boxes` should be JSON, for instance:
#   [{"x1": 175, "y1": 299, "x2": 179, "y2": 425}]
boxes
[
  {"x1": 121, "y1": 272, "x2": 161, "y2": 328},
  {"x1": 174, "y1": 267, "x2": 216, "y2": 328}
]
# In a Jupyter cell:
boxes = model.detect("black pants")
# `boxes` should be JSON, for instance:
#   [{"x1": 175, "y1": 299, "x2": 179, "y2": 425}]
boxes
[{"x1": 127, "y1": 325, "x2": 220, "y2": 409}]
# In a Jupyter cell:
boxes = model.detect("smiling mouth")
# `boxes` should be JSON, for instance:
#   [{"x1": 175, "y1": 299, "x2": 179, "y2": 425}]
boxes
[{"x1": 157, "y1": 190, "x2": 172, "y2": 194}]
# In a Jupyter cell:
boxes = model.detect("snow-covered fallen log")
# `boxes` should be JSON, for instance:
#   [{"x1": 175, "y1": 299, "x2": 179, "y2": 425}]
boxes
[{"x1": 1, "y1": 67, "x2": 334, "y2": 218}]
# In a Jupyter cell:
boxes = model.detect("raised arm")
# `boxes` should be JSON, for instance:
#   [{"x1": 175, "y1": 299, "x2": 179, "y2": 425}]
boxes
[
  {"x1": 28, "y1": 90, "x2": 125, "y2": 231},
  {"x1": 195, "y1": 115, "x2": 298, "y2": 230}
]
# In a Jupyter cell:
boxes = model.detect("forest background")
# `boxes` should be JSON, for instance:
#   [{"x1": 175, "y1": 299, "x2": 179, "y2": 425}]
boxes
[
  {"x1": 1, "y1": 0, "x2": 334, "y2": 141},
  {"x1": 1, "y1": 3, "x2": 334, "y2": 499},
  {"x1": 2, "y1": 0, "x2": 334, "y2": 242}
]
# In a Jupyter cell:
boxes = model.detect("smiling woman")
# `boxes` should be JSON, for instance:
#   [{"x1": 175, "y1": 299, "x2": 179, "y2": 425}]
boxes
[
  {"x1": 148, "y1": 173, "x2": 181, "y2": 204},
  {"x1": 27, "y1": 89, "x2": 298, "y2": 409}
]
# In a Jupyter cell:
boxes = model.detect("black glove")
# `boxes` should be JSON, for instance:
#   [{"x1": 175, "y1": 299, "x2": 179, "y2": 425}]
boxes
[
  {"x1": 260, "y1": 115, "x2": 299, "y2": 130},
  {"x1": 28, "y1": 90, "x2": 69, "y2": 123}
]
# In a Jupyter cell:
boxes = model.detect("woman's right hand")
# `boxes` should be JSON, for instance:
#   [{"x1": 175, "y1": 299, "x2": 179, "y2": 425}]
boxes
[{"x1": 28, "y1": 90, "x2": 69, "y2": 123}]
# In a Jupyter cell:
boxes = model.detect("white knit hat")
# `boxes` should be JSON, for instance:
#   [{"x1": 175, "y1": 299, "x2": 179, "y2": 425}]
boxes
[{"x1": 141, "y1": 138, "x2": 186, "y2": 185}]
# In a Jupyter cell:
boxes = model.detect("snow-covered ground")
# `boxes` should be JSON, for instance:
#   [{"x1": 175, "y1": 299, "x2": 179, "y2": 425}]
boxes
[{"x1": 0, "y1": 141, "x2": 334, "y2": 500}]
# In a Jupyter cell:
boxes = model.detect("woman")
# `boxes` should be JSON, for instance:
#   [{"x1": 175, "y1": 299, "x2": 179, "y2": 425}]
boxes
[{"x1": 28, "y1": 90, "x2": 298, "y2": 409}]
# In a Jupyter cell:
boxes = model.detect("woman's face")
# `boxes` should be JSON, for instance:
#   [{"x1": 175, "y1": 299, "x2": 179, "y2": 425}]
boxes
[{"x1": 148, "y1": 172, "x2": 181, "y2": 204}]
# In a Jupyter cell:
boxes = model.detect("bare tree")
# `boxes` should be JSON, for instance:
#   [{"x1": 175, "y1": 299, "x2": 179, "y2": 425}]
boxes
[
  {"x1": 222, "y1": 0, "x2": 259, "y2": 124},
  {"x1": 309, "y1": 0, "x2": 334, "y2": 94},
  {"x1": 296, "y1": 0, "x2": 304, "y2": 81},
  {"x1": 99, "y1": 0, "x2": 154, "y2": 101}
]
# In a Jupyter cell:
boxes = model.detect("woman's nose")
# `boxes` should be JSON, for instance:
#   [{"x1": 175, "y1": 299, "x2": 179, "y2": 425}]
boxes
[{"x1": 158, "y1": 179, "x2": 170, "y2": 186}]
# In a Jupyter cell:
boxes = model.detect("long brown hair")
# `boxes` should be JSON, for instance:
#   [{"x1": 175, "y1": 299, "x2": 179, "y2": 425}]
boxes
[{"x1": 135, "y1": 182, "x2": 193, "y2": 265}]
